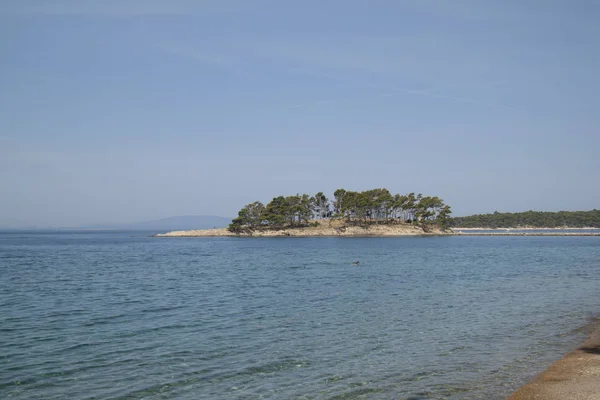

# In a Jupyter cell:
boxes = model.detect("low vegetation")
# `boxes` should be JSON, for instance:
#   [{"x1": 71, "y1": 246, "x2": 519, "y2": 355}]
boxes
[{"x1": 228, "y1": 189, "x2": 452, "y2": 233}]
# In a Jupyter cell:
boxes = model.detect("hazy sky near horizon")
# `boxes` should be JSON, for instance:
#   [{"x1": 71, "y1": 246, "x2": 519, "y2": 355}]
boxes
[{"x1": 1, "y1": 0, "x2": 599, "y2": 227}]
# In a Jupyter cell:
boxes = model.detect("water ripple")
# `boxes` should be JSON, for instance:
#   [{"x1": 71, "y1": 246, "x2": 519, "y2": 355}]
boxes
[{"x1": 1, "y1": 232, "x2": 599, "y2": 399}]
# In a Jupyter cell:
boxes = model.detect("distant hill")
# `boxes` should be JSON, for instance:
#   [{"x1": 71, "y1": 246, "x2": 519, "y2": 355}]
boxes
[
  {"x1": 451, "y1": 210, "x2": 600, "y2": 228},
  {"x1": 81, "y1": 215, "x2": 232, "y2": 231}
]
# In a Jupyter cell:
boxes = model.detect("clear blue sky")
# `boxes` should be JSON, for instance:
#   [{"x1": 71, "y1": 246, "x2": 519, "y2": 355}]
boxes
[{"x1": 1, "y1": 0, "x2": 599, "y2": 227}]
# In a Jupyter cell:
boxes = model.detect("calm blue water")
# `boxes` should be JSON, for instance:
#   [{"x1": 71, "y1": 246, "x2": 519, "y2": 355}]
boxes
[{"x1": 1, "y1": 231, "x2": 599, "y2": 399}]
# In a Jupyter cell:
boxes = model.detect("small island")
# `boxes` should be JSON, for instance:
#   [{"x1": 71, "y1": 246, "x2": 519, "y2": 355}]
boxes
[
  {"x1": 156, "y1": 188, "x2": 452, "y2": 237},
  {"x1": 155, "y1": 192, "x2": 600, "y2": 237}
]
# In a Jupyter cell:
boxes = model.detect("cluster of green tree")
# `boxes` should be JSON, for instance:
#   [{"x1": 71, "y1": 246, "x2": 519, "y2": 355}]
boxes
[
  {"x1": 450, "y1": 210, "x2": 600, "y2": 228},
  {"x1": 229, "y1": 189, "x2": 452, "y2": 233}
]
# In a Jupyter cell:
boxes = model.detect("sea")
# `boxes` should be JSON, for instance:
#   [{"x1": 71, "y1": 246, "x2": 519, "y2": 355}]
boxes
[{"x1": 1, "y1": 230, "x2": 599, "y2": 399}]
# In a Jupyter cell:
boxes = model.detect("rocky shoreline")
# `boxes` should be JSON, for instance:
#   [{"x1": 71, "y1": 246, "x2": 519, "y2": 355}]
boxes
[
  {"x1": 154, "y1": 225, "x2": 600, "y2": 238},
  {"x1": 154, "y1": 221, "x2": 448, "y2": 237}
]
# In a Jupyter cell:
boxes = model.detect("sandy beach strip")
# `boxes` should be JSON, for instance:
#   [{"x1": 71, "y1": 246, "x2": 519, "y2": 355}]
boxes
[{"x1": 508, "y1": 323, "x2": 600, "y2": 400}]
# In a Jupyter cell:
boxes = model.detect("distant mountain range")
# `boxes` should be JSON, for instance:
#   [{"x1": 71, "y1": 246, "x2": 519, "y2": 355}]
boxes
[{"x1": 79, "y1": 215, "x2": 232, "y2": 231}]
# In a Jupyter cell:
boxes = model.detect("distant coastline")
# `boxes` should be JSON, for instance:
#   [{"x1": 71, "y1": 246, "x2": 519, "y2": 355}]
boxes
[
  {"x1": 453, "y1": 227, "x2": 600, "y2": 230},
  {"x1": 453, "y1": 232, "x2": 600, "y2": 237},
  {"x1": 452, "y1": 226, "x2": 600, "y2": 236},
  {"x1": 450, "y1": 210, "x2": 600, "y2": 229}
]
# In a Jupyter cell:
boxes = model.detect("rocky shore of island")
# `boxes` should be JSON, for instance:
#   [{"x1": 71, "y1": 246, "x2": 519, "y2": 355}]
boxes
[{"x1": 154, "y1": 219, "x2": 448, "y2": 237}]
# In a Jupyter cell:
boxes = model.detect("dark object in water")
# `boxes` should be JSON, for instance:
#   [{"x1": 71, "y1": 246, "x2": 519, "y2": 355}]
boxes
[{"x1": 353, "y1": 261, "x2": 359, "y2": 265}]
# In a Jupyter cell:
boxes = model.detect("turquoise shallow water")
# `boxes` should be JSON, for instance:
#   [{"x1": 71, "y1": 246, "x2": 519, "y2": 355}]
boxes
[{"x1": 1, "y1": 231, "x2": 599, "y2": 399}]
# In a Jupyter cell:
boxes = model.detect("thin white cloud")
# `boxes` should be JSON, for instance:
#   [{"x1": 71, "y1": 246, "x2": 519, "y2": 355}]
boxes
[
  {"x1": 246, "y1": 35, "x2": 505, "y2": 83},
  {"x1": 0, "y1": 0, "x2": 247, "y2": 16},
  {"x1": 286, "y1": 88, "x2": 434, "y2": 110},
  {"x1": 158, "y1": 44, "x2": 235, "y2": 69},
  {"x1": 160, "y1": 35, "x2": 516, "y2": 111},
  {"x1": 285, "y1": 87, "x2": 514, "y2": 111},
  {"x1": 241, "y1": 35, "x2": 520, "y2": 110},
  {"x1": 0, "y1": 150, "x2": 67, "y2": 165},
  {"x1": 156, "y1": 42, "x2": 262, "y2": 80}
]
